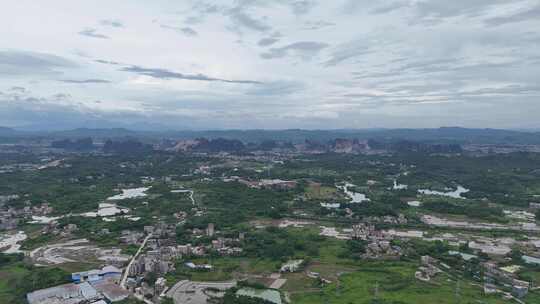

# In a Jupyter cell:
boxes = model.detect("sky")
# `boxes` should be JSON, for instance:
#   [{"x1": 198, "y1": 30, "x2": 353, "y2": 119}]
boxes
[{"x1": 1, "y1": 0, "x2": 539, "y2": 130}]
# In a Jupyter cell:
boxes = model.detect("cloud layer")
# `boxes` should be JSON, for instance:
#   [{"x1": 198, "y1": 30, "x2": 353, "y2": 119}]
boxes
[{"x1": 0, "y1": 0, "x2": 539, "y2": 130}]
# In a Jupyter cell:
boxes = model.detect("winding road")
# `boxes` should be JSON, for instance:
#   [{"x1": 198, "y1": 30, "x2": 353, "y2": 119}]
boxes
[{"x1": 171, "y1": 189, "x2": 196, "y2": 206}]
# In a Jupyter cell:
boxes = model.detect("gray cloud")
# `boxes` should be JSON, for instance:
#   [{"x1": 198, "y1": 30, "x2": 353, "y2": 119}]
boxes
[
  {"x1": 180, "y1": 27, "x2": 198, "y2": 36},
  {"x1": 183, "y1": 2, "x2": 223, "y2": 24},
  {"x1": 99, "y1": 19, "x2": 124, "y2": 28},
  {"x1": 261, "y1": 41, "x2": 329, "y2": 60},
  {"x1": 227, "y1": 8, "x2": 271, "y2": 32},
  {"x1": 59, "y1": 79, "x2": 111, "y2": 84},
  {"x1": 302, "y1": 21, "x2": 336, "y2": 30},
  {"x1": 186, "y1": 1, "x2": 317, "y2": 35},
  {"x1": 78, "y1": 28, "x2": 110, "y2": 39},
  {"x1": 370, "y1": 2, "x2": 410, "y2": 15},
  {"x1": 0, "y1": 50, "x2": 76, "y2": 76},
  {"x1": 342, "y1": 0, "x2": 388, "y2": 14},
  {"x1": 161, "y1": 24, "x2": 198, "y2": 36},
  {"x1": 352, "y1": 57, "x2": 522, "y2": 84},
  {"x1": 409, "y1": 0, "x2": 510, "y2": 24},
  {"x1": 245, "y1": 80, "x2": 305, "y2": 96},
  {"x1": 9, "y1": 86, "x2": 27, "y2": 93},
  {"x1": 95, "y1": 59, "x2": 121, "y2": 65},
  {"x1": 290, "y1": 1, "x2": 318, "y2": 15},
  {"x1": 186, "y1": 1, "x2": 273, "y2": 33},
  {"x1": 51, "y1": 93, "x2": 72, "y2": 100},
  {"x1": 343, "y1": 0, "x2": 516, "y2": 24},
  {"x1": 324, "y1": 41, "x2": 373, "y2": 66},
  {"x1": 485, "y1": 5, "x2": 540, "y2": 26},
  {"x1": 258, "y1": 37, "x2": 279, "y2": 46},
  {"x1": 120, "y1": 65, "x2": 262, "y2": 84}
]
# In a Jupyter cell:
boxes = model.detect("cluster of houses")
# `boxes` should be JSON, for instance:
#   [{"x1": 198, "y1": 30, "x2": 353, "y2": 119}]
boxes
[
  {"x1": 122, "y1": 222, "x2": 247, "y2": 300},
  {"x1": 1, "y1": 201, "x2": 52, "y2": 230},
  {"x1": 350, "y1": 223, "x2": 403, "y2": 259},
  {"x1": 483, "y1": 262, "x2": 531, "y2": 299},
  {"x1": 415, "y1": 256, "x2": 445, "y2": 282},
  {"x1": 412, "y1": 254, "x2": 533, "y2": 299},
  {"x1": 211, "y1": 236, "x2": 244, "y2": 256}
]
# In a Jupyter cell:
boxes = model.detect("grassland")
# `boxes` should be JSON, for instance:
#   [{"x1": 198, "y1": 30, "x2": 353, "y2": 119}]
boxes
[
  {"x1": 0, "y1": 263, "x2": 28, "y2": 304},
  {"x1": 305, "y1": 184, "x2": 339, "y2": 200},
  {"x1": 291, "y1": 261, "x2": 513, "y2": 304}
]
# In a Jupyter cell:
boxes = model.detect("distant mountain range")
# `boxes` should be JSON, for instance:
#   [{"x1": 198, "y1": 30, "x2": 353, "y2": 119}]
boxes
[{"x1": 1, "y1": 126, "x2": 540, "y2": 145}]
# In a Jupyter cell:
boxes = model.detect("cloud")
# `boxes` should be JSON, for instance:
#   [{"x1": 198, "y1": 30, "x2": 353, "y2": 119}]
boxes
[
  {"x1": 290, "y1": 1, "x2": 318, "y2": 15},
  {"x1": 161, "y1": 24, "x2": 198, "y2": 36},
  {"x1": 95, "y1": 59, "x2": 121, "y2": 65},
  {"x1": 302, "y1": 21, "x2": 336, "y2": 30},
  {"x1": 228, "y1": 8, "x2": 271, "y2": 32},
  {"x1": 99, "y1": 19, "x2": 124, "y2": 28},
  {"x1": 341, "y1": 0, "x2": 375, "y2": 14},
  {"x1": 180, "y1": 27, "x2": 198, "y2": 36},
  {"x1": 324, "y1": 41, "x2": 372, "y2": 66},
  {"x1": 9, "y1": 86, "x2": 27, "y2": 93},
  {"x1": 258, "y1": 32, "x2": 282, "y2": 46},
  {"x1": 51, "y1": 93, "x2": 72, "y2": 100},
  {"x1": 261, "y1": 41, "x2": 329, "y2": 60},
  {"x1": 183, "y1": 2, "x2": 224, "y2": 24},
  {"x1": 120, "y1": 65, "x2": 262, "y2": 84},
  {"x1": 2, "y1": 1, "x2": 540, "y2": 129},
  {"x1": 485, "y1": 5, "x2": 540, "y2": 26},
  {"x1": 0, "y1": 50, "x2": 76, "y2": 76},
  {"x1": 78, "y1": 28, "x2": 110, "y2": 39},
  {"x1": 258, "y1": 37, "x2": 279, "y2": 46},
  {"x1": 186, "y1": 1, "x2": 316, "y2": 34},
  {"x1": 370, "y1": 2, "x2": 410, "y2": 15},
  {"x1": 245, "y1": 80, "x2": 305, "y2": 96},
  {"x1": 59, "y1": 79, "x2": 111, "y2": 84},
  {"x1": 410, "y1": 0, "x2": 509, "y2": 22}
]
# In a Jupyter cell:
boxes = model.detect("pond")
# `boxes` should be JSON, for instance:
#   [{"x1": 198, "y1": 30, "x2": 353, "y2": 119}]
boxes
[
  {"x1": 418, "y1": 185, "x2": 469, "y2": 199},
  {"x1": 337, "y1": 182, "x2": 370, "y2": 203},
  {"x1": 106, "y1": 187, "x2": 149, "y2": 200}
]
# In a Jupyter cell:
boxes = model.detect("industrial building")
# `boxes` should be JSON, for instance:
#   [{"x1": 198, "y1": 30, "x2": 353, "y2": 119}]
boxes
[
  {"x1": 71, "y1": 265, "x2": 122, "y2": 283},
  {"x1": 26, "y1": 282, "x2": 99, "y2": 304}
]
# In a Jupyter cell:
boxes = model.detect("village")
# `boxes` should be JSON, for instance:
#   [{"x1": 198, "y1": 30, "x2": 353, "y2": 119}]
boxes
[{"x1": 2, "y1": 144, "x2": 540, "y2": 304}]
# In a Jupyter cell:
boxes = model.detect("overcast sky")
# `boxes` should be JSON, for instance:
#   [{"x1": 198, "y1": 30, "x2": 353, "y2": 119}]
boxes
[{"x1": 1, "y1": 0, "x2": 539, "y2": 130}]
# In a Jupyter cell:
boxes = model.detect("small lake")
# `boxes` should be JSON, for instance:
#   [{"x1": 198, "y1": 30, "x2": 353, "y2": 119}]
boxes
[
  {"x1": 81, "y1": 203, "x2": 130, "y2": 217},
  {"x1": 107, "y1": 187, "x2": 149, "y2": 200},
  {"x1": 418, "y1": 185, "x2": 469, "y2": 199},
  {"x1": 337, "y1": 182, "x2": 370, "y2": 203}
]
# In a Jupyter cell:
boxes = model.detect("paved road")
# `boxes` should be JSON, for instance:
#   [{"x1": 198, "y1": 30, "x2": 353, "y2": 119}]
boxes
[
  {"x1": 120, "y1": 233, "x2": 152, "y2": 288},
  {"x1": 188, "y1": 190, "x2": 196, "y2": 206},
  {"x1": 172, "y1": 189, "x2": 196, "y2": 206}
]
